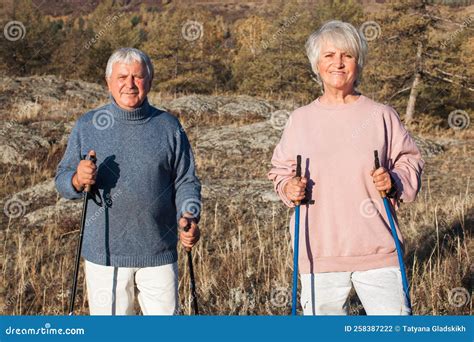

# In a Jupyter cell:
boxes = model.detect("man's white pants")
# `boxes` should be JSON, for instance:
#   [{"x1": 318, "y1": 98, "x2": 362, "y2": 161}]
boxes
[
  {"x1": 84, "y1": 260, "x2": 178, "y2": 315},
  {"x1": 300, "y1": 266, "x2": 411, "y2": 315}
]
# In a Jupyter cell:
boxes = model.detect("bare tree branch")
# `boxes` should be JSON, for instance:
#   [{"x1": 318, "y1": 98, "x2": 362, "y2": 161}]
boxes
[
  {"x1": 434, "y1": 67, "x2": 471, "y2": 81},
  {"x1": 388, "y1": 87, "x2": 411, "y2": 101},
  {"x1": 422, "y1": 13, "x2": 474, "y2": 30},
  {"x1": 423, "y1": 71, "x2": 474, "y2": 92}
]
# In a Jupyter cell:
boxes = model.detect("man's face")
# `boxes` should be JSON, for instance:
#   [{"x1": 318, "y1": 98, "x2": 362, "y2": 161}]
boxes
[{"x1": 106, "y1": 61, "x2": 151, "y2": 110}]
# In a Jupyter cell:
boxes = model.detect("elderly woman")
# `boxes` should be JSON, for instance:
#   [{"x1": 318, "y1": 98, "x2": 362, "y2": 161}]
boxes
[{"x1": 268, "y1": 20, "x2": 424, "y2": 315}]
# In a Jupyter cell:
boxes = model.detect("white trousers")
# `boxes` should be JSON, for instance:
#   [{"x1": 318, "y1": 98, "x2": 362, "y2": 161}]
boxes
[
  {"x1": 84, "y1": 260, "x2": 179, "y2": 315},
  {"x1": 300, "y1": 266, "x2": 411, "y2": 315}
]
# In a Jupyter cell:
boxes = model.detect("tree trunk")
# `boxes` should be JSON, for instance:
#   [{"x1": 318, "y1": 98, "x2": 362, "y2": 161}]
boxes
[
  {"x1": 174, "y1": 49, "x2": 178, "y2": 95},
  {"x1": 405, "y1": 42, "x2": 423, "y2": 123}
]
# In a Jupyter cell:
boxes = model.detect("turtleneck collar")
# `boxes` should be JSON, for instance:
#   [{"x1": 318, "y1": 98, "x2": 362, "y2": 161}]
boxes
[{"x1": 109, "y1": 95, "x2": 151, "y2": 121}]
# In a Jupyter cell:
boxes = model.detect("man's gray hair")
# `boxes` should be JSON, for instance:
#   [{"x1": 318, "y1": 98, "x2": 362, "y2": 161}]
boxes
[
  {"x1": 305, "y1": 20, "x2": 368, "y2": 87},
  {"x1": 105, "y1": 47, "x2": 154, "y2": 80}
]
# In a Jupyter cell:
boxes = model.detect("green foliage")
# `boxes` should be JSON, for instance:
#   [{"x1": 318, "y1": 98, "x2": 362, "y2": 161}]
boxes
[
  {"x1": 0, "y1": 1, "x2": 471, "y2": 119},
  {"x1": 360, "y1": 0, "x2": 472, "y2": 119},
  {"x1": 141, "y1": 6, "x2": 229, "y2": 94},
  {"x1": 232, "y1": 1, "x2": 365, "y2": 101},
  {"x1": 131, "y1": 15, "x2": 140, "y2": 27},
  {"x1": 0, "y1": 0, "x2": 63, "y2": 75}
]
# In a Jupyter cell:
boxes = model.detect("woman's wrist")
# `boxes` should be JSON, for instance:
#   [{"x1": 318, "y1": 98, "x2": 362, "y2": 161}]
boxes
[{"x1": 386, "y1": 174, "x2": 398, "y2": 198}]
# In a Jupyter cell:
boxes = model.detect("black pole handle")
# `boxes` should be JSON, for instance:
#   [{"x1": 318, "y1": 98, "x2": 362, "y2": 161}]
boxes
[
  {"x1": 373, "y1": 150, "x2": 386, "y2": 198},
  {"x1": 183, "y1": 218, "x2": 194, "y2": 233},
  {"x1": 294, "y1": 155, "x2": 302, "y2": 205},
  {"x1": 296, "y1": 155, "x2": 302, "y2": 178},
  {"x1": 84, "y1": 152, "x2": 97, "y2": 193},
  {"x1": 183, "y1": 219, "x2": 195, "y2": 252},
  {"x1": 374, "y1": 150, "x2": 380, "y2": 169},
  {"x1": 182, "y1": 217, "x2": 199, "y2": 314}
]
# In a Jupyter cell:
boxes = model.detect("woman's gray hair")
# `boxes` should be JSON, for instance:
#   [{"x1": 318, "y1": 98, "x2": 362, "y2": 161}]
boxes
[
  {"x1": 105, "y1": 47, "x2": 154, "y2": 81},
  {"x1": 305, "y1": 20, "x2": 368, "y2": 87}
]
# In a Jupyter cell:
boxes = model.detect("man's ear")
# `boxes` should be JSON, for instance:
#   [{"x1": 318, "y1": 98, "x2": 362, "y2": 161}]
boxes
[
  {"x1": 105, "y1": 77, "x2": 112, "y2": 92},
  {"x1": 147, "y1": 77, "x2": 153, "y2": 90}
]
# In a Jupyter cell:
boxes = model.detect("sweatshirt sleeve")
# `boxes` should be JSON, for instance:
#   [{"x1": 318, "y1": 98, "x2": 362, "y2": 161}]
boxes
[
  {"x1": 55, "y1": 121, "x2": 83, "y2": 200},
  {"x1": 268, "y1": 113, "x2": 297, "y2": 208},
  {"x1": 386, "y1": 107, "x2": 425, "y2": 203},
  {"x1": 173, "y1": 124, "x2": 202, "y2": 222}
]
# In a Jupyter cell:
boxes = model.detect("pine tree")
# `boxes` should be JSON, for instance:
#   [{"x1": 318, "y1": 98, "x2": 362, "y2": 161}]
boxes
[
  {"x1": 232, "y1": 1, "x2": 364, "y2": 101},
  {"x1": 79, "y1": 0, "x2": 143, "y2": 82},
  {"x1": 0, "y1": 0, "x2": 63, "y2": 75},
  {"x1": 142, "y1": 6, "x2": 227, "y2": 94},
  {"x1": 362, "y1": 0, "x2": 473, "y2": 121},
  {"x1": 232, "y1": 15, "x2": 274, "y2": 95}
]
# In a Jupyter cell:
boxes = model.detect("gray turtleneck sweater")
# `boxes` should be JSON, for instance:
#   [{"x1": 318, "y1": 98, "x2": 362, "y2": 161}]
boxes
[{"x1": 55, "y1": 98, "x2": 201, "y2": 267}]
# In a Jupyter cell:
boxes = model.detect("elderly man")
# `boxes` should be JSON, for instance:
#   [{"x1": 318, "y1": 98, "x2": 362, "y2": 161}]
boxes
[{"x1": 55, "y1": 47, "x2": 201, "y2": 315}]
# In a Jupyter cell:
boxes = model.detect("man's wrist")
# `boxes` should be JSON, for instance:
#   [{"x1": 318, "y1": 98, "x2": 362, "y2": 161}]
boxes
[{"x1": 72, "y1": 173, "x2": 84, "y2": 192}]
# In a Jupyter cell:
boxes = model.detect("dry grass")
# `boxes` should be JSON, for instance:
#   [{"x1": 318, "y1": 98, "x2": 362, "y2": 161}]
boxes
[{"x1": 0, "y1": 104, "x2": 472, "y2": 316}]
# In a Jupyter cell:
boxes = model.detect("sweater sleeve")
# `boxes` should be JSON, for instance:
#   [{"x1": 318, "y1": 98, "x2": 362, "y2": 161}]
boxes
[
  {"x1": 173, "y1": 124, "x2": 202, "y2": 222},
  {"x1": 268, "y1": 114, "x2": 297, "y2": 208},
  {"x1": 386, "y1": 108, "x2": 425, "y2": 203},
  {"x1": 55, "y1": 121, "x2": 83, "y2": 200}
]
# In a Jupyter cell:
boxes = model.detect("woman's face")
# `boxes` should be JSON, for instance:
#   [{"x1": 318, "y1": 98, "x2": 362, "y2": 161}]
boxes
[{"x1": 316, "y1": 41, "x2": 358, "y2": 93}]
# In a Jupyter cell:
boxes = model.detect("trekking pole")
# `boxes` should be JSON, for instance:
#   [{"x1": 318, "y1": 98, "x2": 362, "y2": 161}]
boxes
[
  {"x1": 68, "y1": 152, "x2": 96, "y2": 315},
  {"x1": 374, "y1": 150, "x2": 412, "y2": 312},
  {"x1": 291, "y1": 155, "x2": 302, "y2": 316},
  {"x1": 184, "y1": 220, "x2": 199, "y2": 315}
]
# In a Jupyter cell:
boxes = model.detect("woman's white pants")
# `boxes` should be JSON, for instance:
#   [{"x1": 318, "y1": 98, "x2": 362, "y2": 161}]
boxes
[{"x1": 300, "y1": 266, "x2": 411, "y2": 315}]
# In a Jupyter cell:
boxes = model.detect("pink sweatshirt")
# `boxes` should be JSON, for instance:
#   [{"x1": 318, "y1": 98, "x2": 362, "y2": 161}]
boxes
[{"x1": 268, "y1": 95, "x2": 424, "y2": 273}]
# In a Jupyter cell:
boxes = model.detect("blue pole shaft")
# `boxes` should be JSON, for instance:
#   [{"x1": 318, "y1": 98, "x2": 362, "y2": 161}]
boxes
[
  {"x1": 292, "y1": 205, "x2": 300, "y2": 316},
  {"x1": 382, "y1": 197, "x2": 412, "y2": 311}
]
